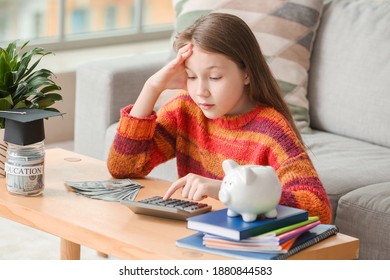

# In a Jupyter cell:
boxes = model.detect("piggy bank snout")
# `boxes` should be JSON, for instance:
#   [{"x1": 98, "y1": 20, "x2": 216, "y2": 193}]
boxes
[{"x1": 218, "y1": 188, "x2": 231, "y2": 204}]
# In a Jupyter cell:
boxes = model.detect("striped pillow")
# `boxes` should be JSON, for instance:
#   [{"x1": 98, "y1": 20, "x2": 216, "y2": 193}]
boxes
[{"x1": 173, "y1": 0, "x2": 324, "y2": 133}]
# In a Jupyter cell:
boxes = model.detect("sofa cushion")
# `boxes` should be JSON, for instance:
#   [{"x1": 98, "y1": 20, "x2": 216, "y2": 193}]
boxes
[
  {"x1": 173, "y1": 0, "x2": 324, "y2": 133},
  {"x1": 303, "y1": 130, "x2": 390, "y2": 221},
  {"x1": 308, "y1": 0, "x2": 390, "y2": 148},
  {"x1": 335, "y1": 182, "x2": 390, "y2": 259}
]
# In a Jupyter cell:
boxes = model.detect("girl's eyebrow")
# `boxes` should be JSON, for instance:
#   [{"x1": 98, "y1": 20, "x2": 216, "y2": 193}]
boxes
[{"x1": 185, "y1": 65, "x2": 222, "y2": 71}]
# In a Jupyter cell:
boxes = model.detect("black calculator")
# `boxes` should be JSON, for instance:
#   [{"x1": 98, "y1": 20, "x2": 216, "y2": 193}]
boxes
[{"x1": 121, "y1": 196, "x2": 212, "y2": 221}]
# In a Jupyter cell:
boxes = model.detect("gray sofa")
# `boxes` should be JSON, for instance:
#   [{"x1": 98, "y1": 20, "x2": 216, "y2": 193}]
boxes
[{"x1": 75, "y1": 0, "x2": 390, "y2": 259}]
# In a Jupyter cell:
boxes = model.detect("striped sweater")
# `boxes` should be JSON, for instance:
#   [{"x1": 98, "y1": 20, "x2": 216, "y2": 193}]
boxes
[{"x1": 107, "y1": 91, "x2": 332, "y2": 224}]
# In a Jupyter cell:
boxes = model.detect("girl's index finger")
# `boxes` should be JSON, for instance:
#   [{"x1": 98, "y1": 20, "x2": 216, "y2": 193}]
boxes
[
  {"x1": 163, "y1": 177, "x2": 186, "y2": 200},
  {"x1": 170, "y1": 44, "x2": 193, "y2": 68},
  {"x1": 177, "y1": 43, "x2": 193, "y2": 60},
  {"x1": 177, "y1": 43, "x2": 193, "y2": 54}
]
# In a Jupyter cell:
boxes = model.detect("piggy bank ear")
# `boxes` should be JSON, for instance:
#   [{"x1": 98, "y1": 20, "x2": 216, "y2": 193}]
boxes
[
  {"x1": 242, "y1": 168, "x2": 256, "y2": 185},
  {"x1": 222, "y1": 159, "x2": 239, "y2": 174}
]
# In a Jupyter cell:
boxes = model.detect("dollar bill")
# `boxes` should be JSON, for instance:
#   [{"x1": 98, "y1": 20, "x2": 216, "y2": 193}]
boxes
[{"x1": 65, "y1": 179, "x2": 143, "y2": 202}]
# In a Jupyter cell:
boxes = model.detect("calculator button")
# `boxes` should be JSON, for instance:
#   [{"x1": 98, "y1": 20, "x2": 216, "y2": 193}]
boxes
[{"x1": 121, "y1": 196, "x2": 212, "y2": 220}]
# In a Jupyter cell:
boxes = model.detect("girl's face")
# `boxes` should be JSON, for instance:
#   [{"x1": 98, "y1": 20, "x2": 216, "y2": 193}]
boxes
[{"x1": 184, "y1": 45, "x2": 253, "y2": 119}]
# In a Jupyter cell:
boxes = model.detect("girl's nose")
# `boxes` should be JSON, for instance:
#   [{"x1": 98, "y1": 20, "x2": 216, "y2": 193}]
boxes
[{"x1": 195, "y1": 81, "x2": 211, "y2": 97}]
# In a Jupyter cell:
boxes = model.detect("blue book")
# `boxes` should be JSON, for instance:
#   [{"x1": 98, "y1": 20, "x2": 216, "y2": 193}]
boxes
[
  {"x1": 176, "y1": 224, "x2": 339, "y2": 260},
  {"x1": 187, "y1": 206, "x2": 308, "y2": 240}
]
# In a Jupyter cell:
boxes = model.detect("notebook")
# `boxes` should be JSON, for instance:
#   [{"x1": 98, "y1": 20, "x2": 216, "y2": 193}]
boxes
[
  {"x1": 176, "y1": 224, "x2": 339, "y2": 260},
  {"x1": 187, "y1": 206, "x2": 308, "y2": 240}
]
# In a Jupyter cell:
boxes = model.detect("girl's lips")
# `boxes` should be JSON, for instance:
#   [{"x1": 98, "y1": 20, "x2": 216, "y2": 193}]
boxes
[{"x1": 199, "y1": 103, "x2": 215, "y2": 110}]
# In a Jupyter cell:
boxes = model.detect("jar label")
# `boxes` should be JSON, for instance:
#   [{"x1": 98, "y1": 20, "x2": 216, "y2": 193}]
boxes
[{"x1": 5, "y1": 163, "x2": 44, "y2": 176}]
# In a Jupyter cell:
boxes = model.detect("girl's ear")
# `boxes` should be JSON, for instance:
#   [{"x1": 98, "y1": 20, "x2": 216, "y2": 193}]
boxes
[{"x1": 244, "y1": 72, "x2": 250, "y2": 85}]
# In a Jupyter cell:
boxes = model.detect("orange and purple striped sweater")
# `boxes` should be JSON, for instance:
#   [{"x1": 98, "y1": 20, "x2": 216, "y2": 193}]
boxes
[{"x1": 107, "y1": 92, "x2": 332, "y2": 224}]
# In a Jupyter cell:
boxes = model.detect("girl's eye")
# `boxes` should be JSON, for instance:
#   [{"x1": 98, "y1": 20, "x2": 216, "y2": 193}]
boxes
[
  {"x1": 187, "y1": 76, "x2": 196, "y2": 80},
  {"x1": 210, "y1": 77, "x2": 221, "y2": 80}
]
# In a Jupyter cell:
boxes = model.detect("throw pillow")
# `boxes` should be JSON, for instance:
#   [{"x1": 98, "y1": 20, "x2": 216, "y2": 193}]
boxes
[{"x1": 172, "y1": 0, "x2": 324, "y2": 133}]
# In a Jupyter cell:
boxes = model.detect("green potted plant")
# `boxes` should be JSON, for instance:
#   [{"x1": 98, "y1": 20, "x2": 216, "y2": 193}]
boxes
[
  {"x1": 0, "y1": 40, "x2": 63, "y2": 176},
  {"x1": 0, "y1": 40, "x2": 62, "y2": 128}
]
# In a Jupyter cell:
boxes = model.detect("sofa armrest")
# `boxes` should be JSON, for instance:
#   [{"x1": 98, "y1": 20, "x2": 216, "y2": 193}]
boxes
[{"x1": 74, "y1": 51, "x2": 169, "y2": 160}]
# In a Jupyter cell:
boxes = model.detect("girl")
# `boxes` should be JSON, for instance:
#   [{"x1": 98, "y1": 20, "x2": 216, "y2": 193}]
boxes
[{"x1": 107, "y1": 13, "x2": 332, "y2": 224}]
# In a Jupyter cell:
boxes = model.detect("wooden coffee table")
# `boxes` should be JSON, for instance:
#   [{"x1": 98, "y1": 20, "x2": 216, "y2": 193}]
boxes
[{"x1": 0, "y1": 148, "x2": 359, "y2": 260}]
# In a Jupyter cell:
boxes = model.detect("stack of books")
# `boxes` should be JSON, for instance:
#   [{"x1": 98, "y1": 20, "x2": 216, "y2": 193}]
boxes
[{"x1": 176, "y1": 205, "x2": 338, "y2": 260}]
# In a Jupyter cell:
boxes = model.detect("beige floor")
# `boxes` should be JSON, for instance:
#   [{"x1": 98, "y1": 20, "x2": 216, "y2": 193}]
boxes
[
  {"x1": 0, "y1": 141, "x2": 116, "y2": 260},
  {"x1": 0, "y1": 217, "x2": 113, "y2": 260}
]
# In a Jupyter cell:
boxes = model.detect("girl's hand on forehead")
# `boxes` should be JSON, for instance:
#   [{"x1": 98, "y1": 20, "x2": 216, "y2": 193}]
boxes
[
  {"x1": 170, "y1": 43, "x2": 193, "y2": 71},
  {"x1": 146, "y1": 43, "x2": 193, "y2": 93},
  {"x1": 130, "y1": 44, "x2": 192, "y2": 118},
  {"x1": 177, "y1": 43, "x2": 193, "y2": 61}
]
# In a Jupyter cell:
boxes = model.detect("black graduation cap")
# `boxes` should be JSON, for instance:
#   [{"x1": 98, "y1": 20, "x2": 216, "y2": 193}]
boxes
[{"x1": 0, "y1": 109, "x2": 63, "y2": 146}]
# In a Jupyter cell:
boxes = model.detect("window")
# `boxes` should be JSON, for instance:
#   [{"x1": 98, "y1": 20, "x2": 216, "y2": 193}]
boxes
[
  {"x1": 71, "y1": 9, "x2": 89, "y2": 34},
  {"x1": 0, "y1": 0, "x2": 174, "y2": 51},
  {"x1": 105, "y1": 6, "x2": 117, "y2": 30}
]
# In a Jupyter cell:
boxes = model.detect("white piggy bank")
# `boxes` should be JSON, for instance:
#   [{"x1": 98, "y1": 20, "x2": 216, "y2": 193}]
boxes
[{"x1": 218, "y1": 159, "x2": 282, "y2": 222}]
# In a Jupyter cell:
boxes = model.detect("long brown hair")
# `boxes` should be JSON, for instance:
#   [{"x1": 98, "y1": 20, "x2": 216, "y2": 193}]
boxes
[{"x1": 174, "y1": 13, "x2": 303, "y2": 143}]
